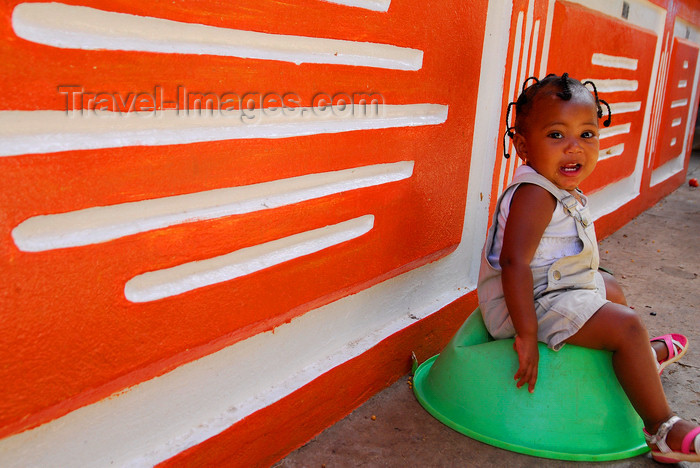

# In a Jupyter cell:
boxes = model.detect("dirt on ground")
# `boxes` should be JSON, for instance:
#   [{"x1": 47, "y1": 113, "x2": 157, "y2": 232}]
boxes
[{"x1": 276, "y1": 152, "x2": 700, "y2": 468}]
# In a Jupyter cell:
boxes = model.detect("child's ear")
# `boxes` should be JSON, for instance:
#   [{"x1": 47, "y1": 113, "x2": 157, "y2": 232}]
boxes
[{"x1": 512, "y1": 133, "x2": 528, "y2": 161}]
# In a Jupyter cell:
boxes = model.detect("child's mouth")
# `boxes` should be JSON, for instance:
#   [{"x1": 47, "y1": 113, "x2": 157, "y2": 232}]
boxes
[{"x1": 560, "y1": 164, "x2": 581, "y2": 174}]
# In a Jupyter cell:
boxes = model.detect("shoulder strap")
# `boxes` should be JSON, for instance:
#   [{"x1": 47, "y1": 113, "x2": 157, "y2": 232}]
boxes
[{"x1": 507, "y1": 171, "x2": 591, "y2": 227}]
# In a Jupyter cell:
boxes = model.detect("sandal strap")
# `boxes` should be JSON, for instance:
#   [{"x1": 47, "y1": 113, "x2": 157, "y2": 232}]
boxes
[
  {"x1": 652, "y1": 346, "x2": 661, "y2": 372},
  {"x1": 645, "y1": 415, "x2": 682, "y2": 453},
  {"x1": 652, "y1": 335, "x2": 674, "y2": 359},
  {"x1": 681, "y1": 426, "x2": 700, "y2": 455},
  {"x1": 651, "y1": 334, "x2": 687, "y2": 361},
  {"x1": 668, "y1": 338, "x2": 684, "y2": 358},
  {"x1": 663, "y1": 336, "x2": 677, "y2": 359}
]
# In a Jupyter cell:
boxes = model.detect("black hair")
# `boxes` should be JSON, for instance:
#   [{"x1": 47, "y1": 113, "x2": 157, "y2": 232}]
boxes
[{"x1": 503, "y1": 73, "x2": 612, "y2": 158}]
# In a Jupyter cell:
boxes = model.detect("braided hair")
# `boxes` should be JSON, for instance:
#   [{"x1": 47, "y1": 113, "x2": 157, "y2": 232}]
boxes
[{"x1": 503, "y1": 73, "x2": 612, "y2": 158}]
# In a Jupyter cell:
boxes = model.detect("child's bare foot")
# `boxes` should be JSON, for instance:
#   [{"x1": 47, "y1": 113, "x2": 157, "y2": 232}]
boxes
[
  {"x1": 650, "y1": 334, "x2": 689, "y2": 374},
  {"x1": 645, "y1": 416, "x2": 700, "y2": 463}
]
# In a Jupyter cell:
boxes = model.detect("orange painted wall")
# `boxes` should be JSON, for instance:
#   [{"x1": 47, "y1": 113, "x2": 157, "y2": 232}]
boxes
[
  {"x1": 0, "y1": 1, "x2": 698, "y2": 466},
  {"x1": 0, "y1": 0, "x2": 485, "y2": 438}
]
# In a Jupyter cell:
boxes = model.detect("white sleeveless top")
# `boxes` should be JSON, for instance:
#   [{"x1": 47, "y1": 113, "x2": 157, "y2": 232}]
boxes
[{"x1": 487, "y1": 165, "x2": 584, "y2": 269}]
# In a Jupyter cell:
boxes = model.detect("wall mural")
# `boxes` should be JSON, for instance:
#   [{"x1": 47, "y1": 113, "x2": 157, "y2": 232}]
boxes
[{"x1": 0, "y1": 0, "x2": 697, "y2": 466}]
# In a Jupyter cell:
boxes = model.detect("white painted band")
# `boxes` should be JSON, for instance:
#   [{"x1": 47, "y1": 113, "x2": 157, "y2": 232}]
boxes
[
  {"x1": 13, "y1": 162, "x2": 413, "y2": 252},
  {"x1": 12, "y1": 2, "x2": 422, "y2": 70},
  {"x1": 670, "y1": 98, "x2": 688, "y2": 108},
  {"x1": 674, "y1": 17, "x2": 700, "y2": 44},
  {"x1": 599, "y1": 143, "x2": 624, "y2": 161},
  {"x1": 600, "y1": 123, "x2": 632, "y2": 139},
  {"x1": 583, "y1": 79, "x2": 638, "y2": 93},
  {"x1": 591, "y1": 53, "x2": 638, "y2": 70},
  {"x1": 124, "y1": 215, "x2": 375, "y2": 302},
  {"x1": 650, "y1": 154, "x2": 684, "y2": 186},
  {"x1": 609, "y1": 101, "x2": 642, "y2": 115},
  {"x1": 319, "y1": 0, "x2": 391, "y2": 12},
  {"x1": 567, "y1": 0, "x2": 664, "y2": 34},
  {"x1": 0, "y1": 104, "x2": 448, "y2": 157}
]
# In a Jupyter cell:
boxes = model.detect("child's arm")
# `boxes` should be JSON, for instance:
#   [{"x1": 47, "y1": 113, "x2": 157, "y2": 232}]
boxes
[{"x1": 499, "y1": 183, "x2": 557, "y2": 393}]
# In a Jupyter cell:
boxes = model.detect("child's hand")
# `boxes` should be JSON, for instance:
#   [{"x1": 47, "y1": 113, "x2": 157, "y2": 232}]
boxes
[{"x1": 513, "y1": 335, "x2": 539, "y2": 393}]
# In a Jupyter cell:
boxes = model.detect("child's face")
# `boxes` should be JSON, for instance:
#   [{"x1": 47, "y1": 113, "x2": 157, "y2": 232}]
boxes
[{"x1": 513, "y1": 90, "x2": 600, "y2": 191}]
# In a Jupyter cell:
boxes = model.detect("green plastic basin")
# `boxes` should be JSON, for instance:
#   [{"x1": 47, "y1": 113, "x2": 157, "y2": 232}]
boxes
[{"x1": 413, "y1": 308, "x2": 649, "y2": 461}]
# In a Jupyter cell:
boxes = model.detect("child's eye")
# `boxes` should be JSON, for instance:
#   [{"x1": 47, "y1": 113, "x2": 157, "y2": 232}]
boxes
[
  {"x1": 581, "y1": 131, "x2": 597, "y2": 138},
  {"x1": 547, "y1": 132, "x2": 563, "y2": 139}
]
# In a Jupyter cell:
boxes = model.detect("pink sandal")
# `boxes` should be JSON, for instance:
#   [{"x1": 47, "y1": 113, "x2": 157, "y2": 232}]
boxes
[
  {"x1": 651, "y1": 333, "x2": 688, "y2": 374},
  {"x1": 644, "y1": 415, "x2": 700, "y2": 463}
]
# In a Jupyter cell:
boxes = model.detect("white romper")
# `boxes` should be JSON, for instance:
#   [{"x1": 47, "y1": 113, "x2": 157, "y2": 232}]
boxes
[{"x1": 477, "y1": 166, "x2": 609, "y2": 350}]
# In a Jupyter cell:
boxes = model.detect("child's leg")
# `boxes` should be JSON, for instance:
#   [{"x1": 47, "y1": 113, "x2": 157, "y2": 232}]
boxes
[
  {"x1": 600, "y1": 271, "x2": 672, "y2": 363},
  {"x1": 565, "y1": 302, "x2": 698, "y2": 452},
  {"x1": 600, "y1": 270, "x2": 627, "y2": 305}
]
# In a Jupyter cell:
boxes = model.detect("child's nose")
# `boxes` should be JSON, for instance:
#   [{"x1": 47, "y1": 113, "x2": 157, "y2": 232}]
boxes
[{"x1": 565, "y1": 138, "x2": 583, "y2": 153}]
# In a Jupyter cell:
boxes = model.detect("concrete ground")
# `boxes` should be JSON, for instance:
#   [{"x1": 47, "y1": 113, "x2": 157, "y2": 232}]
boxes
[{"x1": 276, "y1": 151, "x2": 700, "y2": 468}]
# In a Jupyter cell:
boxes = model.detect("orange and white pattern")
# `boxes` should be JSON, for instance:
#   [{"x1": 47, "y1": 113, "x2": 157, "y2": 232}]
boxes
[
  {"x1": 650, "y1": 34, "x2": 699, "y2": 185},
  {"x1": 0, "y1": 0, "x2": 698, "y2": 466}
]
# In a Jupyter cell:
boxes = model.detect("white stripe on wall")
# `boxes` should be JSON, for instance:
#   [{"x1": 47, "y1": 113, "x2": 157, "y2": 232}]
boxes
[
  {"x1": 583, "y1": 79, "x2": 638, "y2": 92},
  {"x1": 648, "y1": 33, "x2": 670, "y2": 166},
  {"x1": 675, "y1": 17, "x2": 700, "y2": 43},
  {"x1": 670, "y1": 98, "x2": 688, "y2": 108},
  {"x1": 538, "y1": 0, "x2": 555, "y2": 77},
  {"x1": 124, "y1": 215, "x2": 375, "y2": 302},
  {"x1": 591, "y1": 53, "x2": 638, "y2": 70},
  {"x1": 599, "y1": 143, "x2": 624, "y2": 161},
  {"x1": 651, "y1": 152, "x2": 684, "y2": 186},
  {"x1": 503, "y1": 0, "x2": 536, "y2": 188},
  {"x1": 497, "y1": 10, "x2": 524, "y2": 196},
  {"x1": 600, "y1": 122, "x2": 631, "y2": 138},
  {"x1": 528, "y1": 19, "x2": 540, "y2": 77},
  {"x1": 12, "y1": 2, "x2": 422, "y2": 70},
  {"x1": 511, "y1": 0, "x2": 535, "y2": 186},
  {"x1": 678, "y1": 79, "x2": 687, "y2": 88},
  {"x1": 671, "y1": 117, "x2": 682, "y2": 127},
  {"x1": 13, "y1": 162, "x2": 413, "y2": 252},
  {"x1": 0, "y1": 104, "x2": 448, "y2": 157},
  {"x1": 609, "y1": 101, "x2": 642, "y2": 115},
  {"x1": 319, "y1": 0, "x2": 391, "y2": 12},
  {"x1": 567, "y1": 0, "x2": 662, "y2": 33}
]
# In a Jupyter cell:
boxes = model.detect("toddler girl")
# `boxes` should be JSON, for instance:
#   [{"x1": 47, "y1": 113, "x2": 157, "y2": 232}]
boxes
[{"x1": 477, "y1": 73, "x2": 699, "y2": 463}]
